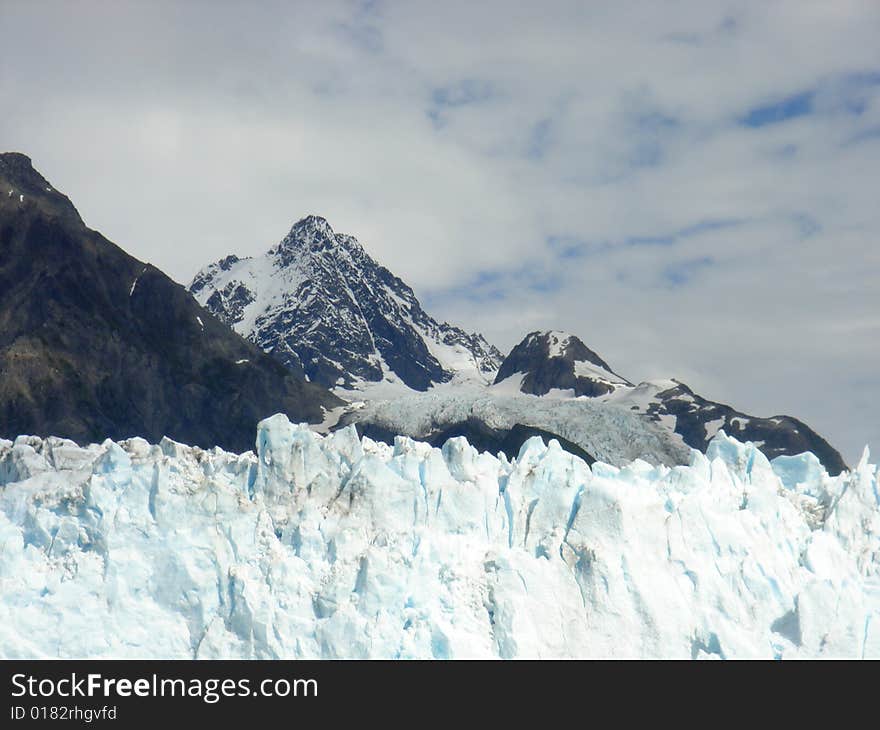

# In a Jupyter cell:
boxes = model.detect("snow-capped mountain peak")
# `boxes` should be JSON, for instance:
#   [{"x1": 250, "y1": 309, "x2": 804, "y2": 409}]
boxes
[
  {"x1": 288, "y1": 212, "x2": 334, "y2": 237},
  {"x1": 190, "y1": 216, "x2": 503, "y2": 392},
  {"x1": 272, "y1": 214, "x2": 340, "y2": 256},
  {"x1": 494, "y1": 330, "x2": 632, "y2": 398}
]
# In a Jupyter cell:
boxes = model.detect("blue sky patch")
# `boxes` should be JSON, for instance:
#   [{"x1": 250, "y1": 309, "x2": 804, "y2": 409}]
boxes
[
  {"x1": 626, "y1": 234, "x2": 676, "y2": 247},
  {"x1": 663, "y1": 256, "x2": 716, "y2": 287},
  {"x1": 739, "y1": 70, "x2": 880, "y2": 129},
  {"x1": 547, "y1": 235, "x2": 588, "y2": 259},
  {"x1": 546, "y1": 218, "x2": 743, "y2": 261},
  {"x1": 740, "y1": 90, "x2": 814, "y2": 127},
  {"x1": 677, "y1": 217, "x2": 744, "y2": 238}
]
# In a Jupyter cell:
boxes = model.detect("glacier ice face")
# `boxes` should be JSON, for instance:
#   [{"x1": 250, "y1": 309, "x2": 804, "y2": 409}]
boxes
[{"x1": 0, "y1": 421, "x2": 877, "y2": 659}]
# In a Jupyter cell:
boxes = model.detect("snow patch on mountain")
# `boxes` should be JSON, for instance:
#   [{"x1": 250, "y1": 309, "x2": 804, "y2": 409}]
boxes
[
  {"x1": 545, "y1": 330, "x2": 570, "y2": 358},
  {"x1": 1, "y1": 422, "x2": 876, "y2": 659}
]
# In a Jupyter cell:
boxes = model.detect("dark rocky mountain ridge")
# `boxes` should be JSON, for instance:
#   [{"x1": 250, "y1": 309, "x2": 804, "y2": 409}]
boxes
[
  {"x1": 0, "y1": 152, "x2": 340, "y2": 452},
  {"x1": 355, "y1": 418, "x2": 597, "y2": 466},
  {"x1": 641, "y1": 379, "x2": 846, "y2": 473}
]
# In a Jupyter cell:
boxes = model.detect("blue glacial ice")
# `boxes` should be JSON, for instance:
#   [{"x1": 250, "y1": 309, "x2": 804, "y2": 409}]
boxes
[{"x1": 0, "y1": 415, "x2": 877, "y2": 659}]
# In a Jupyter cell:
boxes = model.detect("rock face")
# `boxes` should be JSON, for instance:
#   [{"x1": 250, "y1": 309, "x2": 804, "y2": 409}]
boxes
[
  {"x1": 495, "y1": 330, "x2": 847, "y2": 475},
  {"x1": 0, "y1": 153, "x2": 340, "y2": 452},
  {"x1": 495, "y1": 330, "x2": 632, "y2": 397},
  {"x1": 189, "y1": 215, "x2": 503, "y2": 391},
  {"x1": 638, "y1": 380, "x2": 848, "y2": 474},
  {"x1": 356, "y1": 418, "x2": 597, "y2": 465}
]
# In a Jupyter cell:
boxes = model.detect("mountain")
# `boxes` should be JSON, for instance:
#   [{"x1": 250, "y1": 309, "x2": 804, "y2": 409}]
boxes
[
  {"x1": 621, "y1": 379, "x2": 848, "y2": 474},
  {"x1": 494, "y1": 330, "x2": 847, "y2": 474},
  {"x1": 0, "y1": 153, "x2": 340, "y2": 452},
  {"x1": 189, "y1": 215, "x2": 503, "y2": 392},
  {"x1": 2, "y1": 417, "x2": 877, "y2": 658},
  {"x1": 495, "y1": 330, "x2": 632, "y2": 397}
]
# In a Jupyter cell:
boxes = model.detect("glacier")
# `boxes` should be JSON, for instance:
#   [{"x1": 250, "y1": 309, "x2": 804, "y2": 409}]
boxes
[
  {"x1": 338, "y1": 385, "x2": 692, "y2": 467},
  {"x1": 0, "y1": 416, "x2": 877, "y2": 659}
]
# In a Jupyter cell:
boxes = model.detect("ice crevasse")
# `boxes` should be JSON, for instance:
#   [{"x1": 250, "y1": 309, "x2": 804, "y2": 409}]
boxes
[{"x1": 0, "y1": 414, "x2": 877, "y2": 659}]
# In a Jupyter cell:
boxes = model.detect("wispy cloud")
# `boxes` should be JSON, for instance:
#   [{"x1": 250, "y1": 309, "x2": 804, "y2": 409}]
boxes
[
  {"x1": 662, "y1": 256, "x2": 715, "y2": 287},
  {"x1": 334, "y1": 0, "x2": 385, "y2": 54},
  {"x1": 427, "y1": 79, "x2": 496, "y2": 127},
  {"x1": 526, "y1": 118, "x2": 553, "y2": 160},
  {"x1": 791, "y1": 212, "x2": 821, "y2": 238},
  {"x1": 843, "y1": 124, "x2": 880, "y2": 146}
]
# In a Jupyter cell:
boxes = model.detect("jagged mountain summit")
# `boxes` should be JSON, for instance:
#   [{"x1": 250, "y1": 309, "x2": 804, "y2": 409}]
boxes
[
  {"x1": 190, "y1": 216, "x2": 503, "y2": 392},
  {"x1": 0, "y1": 153, "x2": 339, "y2": 451},
  {"x1": 495, "y1": 330, "x2": 633, "y2": 397},
  {"x1": 493, "y1": 330, "x2": 847, "y2": 474}
]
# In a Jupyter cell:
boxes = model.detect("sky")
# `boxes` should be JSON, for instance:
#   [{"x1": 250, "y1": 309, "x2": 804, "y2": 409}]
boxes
[{"x1": 1, "y1": 0, "x2": 878, "y2": 463}]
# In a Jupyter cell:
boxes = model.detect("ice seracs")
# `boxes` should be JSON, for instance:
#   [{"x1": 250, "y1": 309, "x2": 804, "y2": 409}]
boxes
[{"x1": 0, "y1": 419, "x2": 876, "y2": 659}]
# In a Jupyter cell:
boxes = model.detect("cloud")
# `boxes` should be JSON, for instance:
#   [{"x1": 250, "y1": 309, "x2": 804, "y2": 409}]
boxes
[
  {"x1": 844, "y1": 124, "x2": 880, "y2": 145},
  {"x1": 525, "y1": 118, "x2": 554, "y2": 160},
  {"x1": 662, "y1": 256, "x2": 715, "y2": 287},
  {"x1": 428, "y1": 79, "x2": 497, "y2": 127},
  {"x1": 0, "y1": 0, "x2": 878, "y2": 462}
]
